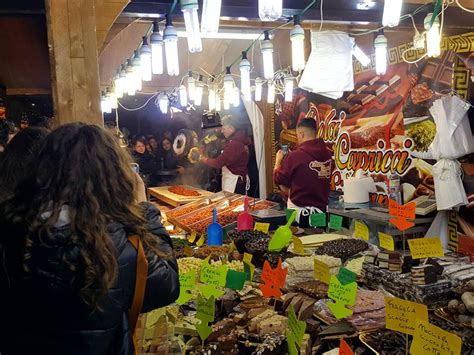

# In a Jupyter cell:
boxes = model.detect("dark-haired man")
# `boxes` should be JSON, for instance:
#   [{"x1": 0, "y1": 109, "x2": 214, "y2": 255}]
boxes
[{"x1": 273, "y1": 118, "x2": 332, "y2": 210}]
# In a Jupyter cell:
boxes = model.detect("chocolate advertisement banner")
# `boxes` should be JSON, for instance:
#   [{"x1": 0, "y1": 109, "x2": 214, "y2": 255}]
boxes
[{"x1": 275, "y1": 35, "x2": 473, "y2": 204}]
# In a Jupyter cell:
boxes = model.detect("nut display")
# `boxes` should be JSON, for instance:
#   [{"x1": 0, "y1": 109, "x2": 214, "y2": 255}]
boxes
[
  {"x1": 315, "y1": 238, "x2": 369, "y2": 261},
  {"x1": 193, "y1": 245, "x2": 231, "y2": 260},
  {"x1": 177, "y1": 257, "x2": 202, "y2": 275},
  {"x1": 228, "y1": 230, "x2": 271, "y2": 254}
]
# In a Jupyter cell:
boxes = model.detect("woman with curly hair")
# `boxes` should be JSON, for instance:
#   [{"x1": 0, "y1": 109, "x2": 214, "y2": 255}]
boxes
[{"x1": 0, "y1": 123, "x2": 179, "y2": 355}]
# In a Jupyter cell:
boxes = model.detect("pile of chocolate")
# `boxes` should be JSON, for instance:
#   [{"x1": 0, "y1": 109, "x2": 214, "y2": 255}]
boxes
[
  {"x1": 227, "y1": 230, "x2": 271, "y2": 254},
  {"x1": 315, "y1": 239, "x2": 368, "y2": 261}
]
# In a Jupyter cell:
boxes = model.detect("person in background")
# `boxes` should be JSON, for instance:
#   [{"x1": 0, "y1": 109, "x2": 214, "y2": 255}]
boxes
[
  {"x1": 162, "y1": 130, "x2": 173, "y2": 141},
  {"x1": 0, "y1": 120, "x2": 19, "y2": 153},
  {"x1": 0, "y1": 123, "x2": 179, "y2": 355},
  {"x1": 146, "y1": 135, "x2": 160, "y2": 158},
  {"x1": 131, "y1": 136, "x2": 159, "y2": 186},
  {"x1": 28, "y1": 115, "x2": 53, "y2": 129},
  {"x1": 273, "y1": 117, "x2": 332, "y2": 210},
  {"x1": 161, "y1": 137, "x2": 179, "y2": 170},
  {"x1": 0, "y1": 127, "x2": 50, "y2": 203},
  {"x1": 200, "y1": 115, "x2": 249, "y2": 194}
]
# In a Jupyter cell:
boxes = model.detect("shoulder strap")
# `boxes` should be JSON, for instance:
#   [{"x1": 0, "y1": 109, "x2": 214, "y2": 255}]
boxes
[{"x1": 127, "y1": 235, "x2": 149, "y2": 336}]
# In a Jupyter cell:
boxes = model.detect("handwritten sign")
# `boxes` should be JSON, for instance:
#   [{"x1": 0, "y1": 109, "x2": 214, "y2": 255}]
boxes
[
  {"x1": 292, "y1": 236, "x2": 305, "y2": 255},
  {"x1": 327, "y1": 275, "x2": 357, "y2": 319},
  {"x1": 329, "y1": 214, "x2": 343, "y2": 231},
  {"x1": 259, "y1": 258, "x2": 288, "y2": 298},
  {"x1": 243, "y1": 252, "x2": 255, "y2": 281},
  {"x1": 410, "y1": 318, "x2": 462, "y2": 355},
  {"x1": 288, "y1": 304, "x2": 306, "y2": 346},
  {"x1": 337, "y1": 267, "x2": 357, "y2": 285},
  {"x1": 200, "y1": 257, "x2": 228, "y2": 287},
  {"x1": 408, "y1": 237, "x2": 445, "y2": 259},
  {"x1": 176, "y1": 270, "x2": 196, "y2": 305},
  {"x1": 314, "y1": 259, "x2": 331, "y2": 284},
  {"x1": 339, "y1": 339, "x2": 354, "y2": 355},
  {"x1": 195, "y1": 294, "x2": 215, "y2": 341},
  {"x1": 310, "y1": 213, "x2": 327, "y2": 227},
  {"x1": 254, "y1": 222, "x2": 270, "y2": 234},
  {"x1": 226, "y1": 270, "x2": 247, "y2": 290},
  {"x1": 378, "y1": 232, "x2": 395, "y2": 251},
  {"x1": 389, "y1": 199, "x2": 416, "y2": 231},
  {"x1": 354, "y1": 220, "x2": 369, "y2": 241},
  {"x1": 385, "y1": 296, "x2": 428, "y2": 335},
  {"x1": 188, "y1": 230, "x2": 197, "y2": 243}
]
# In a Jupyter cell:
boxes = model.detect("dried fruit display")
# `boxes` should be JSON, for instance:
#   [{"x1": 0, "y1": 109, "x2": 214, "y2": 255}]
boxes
[{"x1": 168, "y1": 186, "x2": 201, "y2": 197}]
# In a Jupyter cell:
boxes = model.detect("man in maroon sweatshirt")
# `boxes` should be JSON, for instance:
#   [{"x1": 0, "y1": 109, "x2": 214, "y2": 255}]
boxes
[
  {"x1": 200, "y1": 116, "x2": 249, "y2": 194},
  {"x1": 273, "y1": 118, "x2": 332, "y2": 210}
]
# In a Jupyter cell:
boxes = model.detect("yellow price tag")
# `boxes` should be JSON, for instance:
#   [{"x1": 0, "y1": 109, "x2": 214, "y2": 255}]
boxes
[
  {"x1": 411, "y1": 318, "x2": 462, "y2": 355},
  {"x1": 243, "y1": 253, "x2": 253, "y2": 264},
  {"x1": 354, "y1": 220, "x2": 369, "y2": 241},
  {"x1": 314, "y1": 259, "x2": 331, "y2": 284},
  {"x1": 196, "y1": 234, "x2": 206, "y2": 247},
  {"x1": 408, "y1": 237, "x2": 445, "y2": 259},
  {"x1": 183, "y1": 245, "x2": 193, "y2": 257},
  {"x1": 228, "y1": 241, "x2": 236, "y2": 253},
  {"x1": 292, "y1": 236, "x2": 305, "y2": 255},
  {"x1": 188, "y1": 231, "x2": 197, "y2": 243},
  {"x1": 385, "y1": 296, "x2": 428, "y2": 335},
  {"x1": 378, "y1": 232, "x2": 395, "y2": 251},
  {"x1": 254, "y1": 222, "x2": 270, "y2": 234}
]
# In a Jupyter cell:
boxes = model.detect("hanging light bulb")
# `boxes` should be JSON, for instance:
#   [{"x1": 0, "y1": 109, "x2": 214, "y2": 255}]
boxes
[
  {"x1": 261, "y1": 31, "x2": 274, "y2": 80},
  {"x1": 125, "y1": 60, "x2": 136, "y2": 96},
  {"x1": 187, "y1": 72, "x2": 195, "y2": 102},
  {"x1": 180, "y1": 0, "x2": 202, "y2": 53},
  {"x1": 267, "y1": 81, "x2": 275, "y2": 104},
  {"x1": 132, "y1": 50, "x2": 143, "y2": 92},
  {"x1": 240, "y1": 51, "x2": 251, "y2": 101},
  {"x1": 208, "y1": 85, "x2": 216, "y2": 111},
  {"x1": 284, "y1": 76, "x2": 294, "y2": 102},
  {"x1": 224, "y1": 66, "x2": 234, "y2": 109},
  {"x1": 164, "y1": 15, "x2": 180, "y2": 76},
  {"x1": 382, "y1": 0, "x2": 403, "y2": 27},
  {"x1": 255, "y1": 77, "x2": 263, "y2": 102},
  {"x1": 150, "y1": 21, "x2": 164, "y2": 75},
  {"x1": 114, "y1": 68, "x2": 124, "y2": 99},
  {"x1": 374, "y1": 34, "x2": 388, "y2": 75},
  {"x1": 159, "y1": 95, "x2": 169, "y2": 114},
  {"x1": 352, "y1": 44, "x2": 371, "y2": 67},
  {"x1": 101, "y1": 92, "x2": 111, "y2": 114},
  {"x1": 201, "y1": 0, "x2": 221, "y2": 34},
  {"x1": 259, "y1": 0, "x2": 282, "y2": 21},
  {"x1": 233, "y1": 87, "x2": 240, "y2": 107},
  {"x1": 194, "y1": 77, "x2": 204, "y2": 106},
  {"x1": 290, "y1": 16, "x2": 305, "y2": 71},
  {"x1": 179, "y1": 85, "x2": 188, "y2": 107},
  {"x1": 140, "y1": 37, "x2": 152, "y2": 82},
  {"x1": 424, "y1": 13, "x2": 441, "y2": 58},
  {"x1": 216, "y1": 96, "x2": 222, "y2": 111}
]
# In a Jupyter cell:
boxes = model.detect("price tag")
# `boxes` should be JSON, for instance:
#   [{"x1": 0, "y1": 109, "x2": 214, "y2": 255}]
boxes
[
  {"x1": 378, "y1": 232, "x2": 395, "y2": 251},
  {"x1": 176, "y1": 270, "x2": 197, "y2": 305},
  {"x1": 389, "y1": 199, "x2": 416, "y2": 231},
  {"x1": 228, "y1": 240, "x2": 236, "y2": 253},
  {"x1": 259, "y1": 259, "x2": 287, "y2": 299},
  {"x1": 408, "y1": 237, "x2": 445, "y2": 259},
  {"x1": 411, "y1": 318, "x2": 462, "y2": 355},
  {"x1": 385, "y1": 296, "x2": 428, "y2": 335},
  {"x1": 310, "y1": 213, "x2": 327, "y2": 227},
  {"x1": 339, "y1": 339, "x2": 354, "y2": 355},
  {"x1": 200, "y1": 257, "x2": 228, "y2": 287},
  {"x1": 292, "y1": 236, "x2": 305, "y2": 255},
  {"x1": 287, "y1": 304, "x2": 306, "y2": 346},
  {"x1": 243, "y1": 253, "x2": 255, "y2": 281},
  {"x1": 314, "y1": 259, "x2": 331, "y2": 284},
  {"x1": 254, "y1": 222, "x2": 270, "y2": 234},
  {"x1": 337, "y1": 267, "x2": 357, "y2": 285},
  {"x1": 188, "y1": 231, "x2": 197, "y2": 243},
  {"x1": 354, "y1": 220, "x2": 369, "y2": 241},
  {"x1": 225, "y1": 270, "x2": 247, "y2": 290},
  {"x1": 196, "y1": 234, "x2": 206, "y2": 247},
  {"x1": 327, "y1": 275, "x2": 357, "y2": 319},
  {"x1": 329, "y1": 214, "x2": 343, "y2": 231}
]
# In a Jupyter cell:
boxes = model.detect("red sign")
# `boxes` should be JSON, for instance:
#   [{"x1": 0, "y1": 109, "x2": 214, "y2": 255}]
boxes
[
  {"x1": 389, "y1": 199, "x2": 416, "y2": 231},
  {"x1": 339, "y1": 339, "x2": 354, "y2": 355},
  {"x1": 259, "y1": 258, "x2": 288, "y2": 298}
]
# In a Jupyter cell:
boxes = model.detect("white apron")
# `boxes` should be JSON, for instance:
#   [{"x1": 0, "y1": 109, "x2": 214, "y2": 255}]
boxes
[{"x1": 222, "y1": 166, "x2": 240, "y2": 192}]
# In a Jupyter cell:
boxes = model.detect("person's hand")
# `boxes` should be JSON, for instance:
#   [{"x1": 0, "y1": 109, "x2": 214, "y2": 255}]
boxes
[
  {"x1": 199, "y1": 155, "x2": 208, "y2": 163},
  {"x1": 274, "y1": 150, "x2": 284, "y2": 169},
  {"x1": 134, "y1": 173, "x2": 147, "y2": 203},
  {"x1": 177, "y1": 166, "x2": 185, "y2": 174}
]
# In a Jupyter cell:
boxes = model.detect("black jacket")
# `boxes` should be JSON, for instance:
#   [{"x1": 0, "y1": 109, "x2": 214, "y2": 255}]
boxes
[{"x1": 0, "y1": 202, "x2": 179, "y2": 355}]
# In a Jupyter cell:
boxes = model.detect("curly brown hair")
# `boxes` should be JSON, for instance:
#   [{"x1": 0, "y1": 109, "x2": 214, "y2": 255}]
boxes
[{"x1": 1, "y1": 123, "x2": 169, "y2": 309}]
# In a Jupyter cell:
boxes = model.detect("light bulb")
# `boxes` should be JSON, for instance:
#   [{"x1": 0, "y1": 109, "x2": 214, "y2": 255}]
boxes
[
  {"x1": 180, "y1": 0, "x2": 202, "y2": 53},
  {"x1": 179, "y1": 85, "x2": 188, "y2": 107},
  {"x1": 140, "y1": 37, "x2": 152, "y2": 82},
  {"x1": 240, "y1": 51, "x2": 251, "y2": 101},
  {"x1": 101, "y1": 93, "x2": 111, "y2": 113},
  {"x1": 195, "y1": 80, "x2": 204, "y2": 106},
  {"x1": 233, "y1": 87, "x2": 240, "y2": 107},
  {"x1": 267, "y1": 81, "x2": 275, "y2": 104},
  {"x1": 259, "y1": 0, "x2": 282, "y2": 21},
  {"x1": 201, "y1": 0, "x2": 221, "y2": 34},
  {"x1": 150, "y1": 21, "x2": 164, "y2": 75},
  {"x1": 424, "y1": 13, "x2": 441, "y2": 58},
  {"x1": 290, "y1": 18, "x2": 305, "y2": 71},
  {"x1": 114, "y1": 69, "x2": 124, "y2": 99},
  {"x1": 163, "y1": 16, "x2": 180, "y2": 76},
  {"x1": 284, "y1": 76, "x2": 294, "y2": 102},
  {"x1": 382, "y1": 0, "x2": 403, "y2": 27},
  {"x1": 261, "y1": 31, "x2": 274, "y2": 80},
  {"x1": 224, "y1": 66, "x2": 234, "y2": 105},
  {"x1": 208, "y1": 86, "x2": 216, "y2": 111},
  {"x1": 125, "y1": 61, "x2": 136, "y2": 96},
  {"x1": 159, "y1": 96, "x2": 169, "y2": 114},
  {"x1": 352, "y1": 45, "x2": 371, "y2": 67},
  {"x1": 132, "y1": 50, "x2": 142, "y2": 92},
  {"x1": 187, "y1": 74, "x2": 195, "y2": 101},
  {"x1": 216, "y1": 96, "x2": 222, "y2": 111},
  {"x1": 255, "y1": 77, "x2": 263, "y2": 102},
  {"x1": 374, "y1": 34, "x2": 388, "y2": 75}
]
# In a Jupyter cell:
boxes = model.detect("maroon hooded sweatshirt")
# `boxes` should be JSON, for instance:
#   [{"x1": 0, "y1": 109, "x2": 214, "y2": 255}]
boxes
[
  {"x1": 204, "y1": 130, "x2": 249, "y2": 178},
  {"x1": 274, "y1": 139, "x2": 333, "y2": 209}
]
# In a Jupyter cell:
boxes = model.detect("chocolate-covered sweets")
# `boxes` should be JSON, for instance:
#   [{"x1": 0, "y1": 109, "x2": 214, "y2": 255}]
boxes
[{"x1": 315, "y1": 239, "x2": 369, "y2": 261}]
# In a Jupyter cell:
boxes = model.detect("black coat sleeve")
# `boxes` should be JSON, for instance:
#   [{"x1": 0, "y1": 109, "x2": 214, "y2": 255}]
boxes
[{"x1": 140, "y1": 202, "x2": 179, "y2": 312}]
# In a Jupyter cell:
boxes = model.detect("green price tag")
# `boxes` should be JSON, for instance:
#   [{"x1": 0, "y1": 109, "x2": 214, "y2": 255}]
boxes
[
  {"x1": 329, "y1": 214, "x2": 343, "y2": 231},
  {"x1": 286, "y1": 208, "x2": 296, "y2": 222},
  {"x1": 310, "y1": 213, "x2": 327, "y2": 227},
  {"x1": 337, "y1": 267, "x2": 357, "y2": 286},
  {"x1": 225, "y1": 270, "x2": 247, "y2": 290}
]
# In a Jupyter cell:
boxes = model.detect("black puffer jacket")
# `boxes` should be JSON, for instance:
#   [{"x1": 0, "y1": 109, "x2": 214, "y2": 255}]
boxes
[{"x1": 0, "y1": 202, "x2": 179, "y2": 355}]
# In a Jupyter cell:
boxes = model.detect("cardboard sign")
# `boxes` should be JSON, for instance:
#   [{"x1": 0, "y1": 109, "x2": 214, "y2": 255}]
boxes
[
  {"x1": 188, "y1": 230, "x2": 197, "y2": 243},
  {"x1": 259, "y1": 258, "x2": 288, "y2": 298},
  {"x1": 385, "y1": 296, "x2": 428, "y2": 335},
  {"x1": 228, "y1": 241, "x2": 236, "y2": 253},
  {"x1": 288, "y1": 304, "x2": 306, "y2": 346},
  {"x1": 286, "y1": 208, "x2": 296, "y2": 222},
  {"x1": 254, "y1": 222, "x2": 270, "y2": 234},
  {"x1": 337, "y1": 267, "x2": 357, "y2": 285},
  {"x1": 410, "y1": 318, "x2": 462, "y2": 355},
  {"x1": 329, "y1": 214, "x2": 343, "y2": 231},
  {"x1": 176, "y1": 270, "x2": 196, "y2": 305},
  {"x1": 389, "y1": 199, "x2": 416, "y2": 231},
  {"x1": 225, "y1": 270, "x2": 247, "y2": 290},
  {"x1": 327, "y1": 275, "x2": 357, "y2": 319},
  {"x1": 287, "y1": 330, "x2": 298, "y2": 355},
  {"x1": 339, "y1": 339, "x2": 354, "y2": 355},
  {"x1": 314, "y1": 259, "x2": 331, "y2": 284},
  {"x1": 292, "y1": 236, "x2": 305, "y2": 255},
  {"x1": 408, "y1": 237, "x2": 445, "y2": 259},
  {"x1": 354, "y1": 220, "x2": 369, "y2": 241},
  {"x1": 378, "y1": 232, "x2": 395, "y2": 251},
  {"x1": 243, "y1": 253, "x2": 255, "y2": 281},
  {"x1": 196, "y1": 234, "x2": 206, "y2": 247},
  {"x1": 196, "y1": 294, "x2": 215, "y2": 322},
  {"x1": 200, "y1": 257, "x2": 228, "y2": 287},
  {"x1": 310, "y1": 213, "x2": 327, "y2": 227}
]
